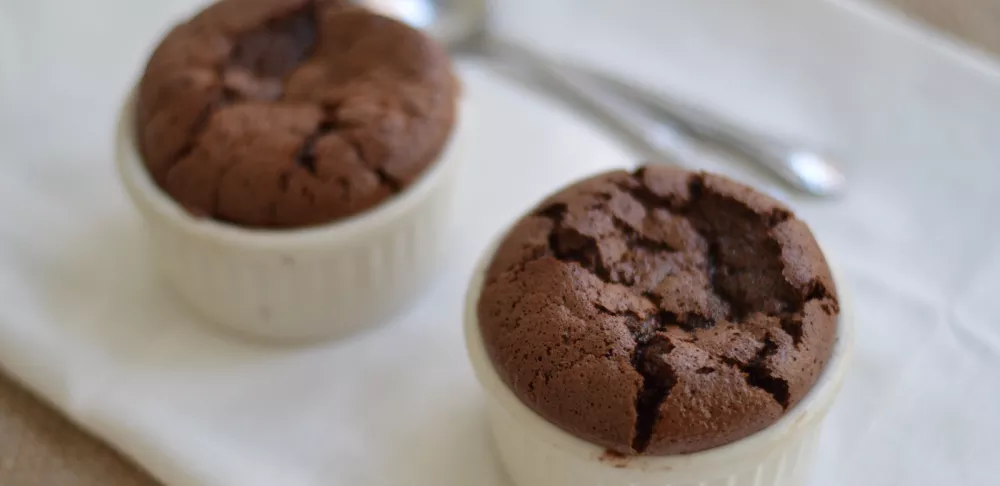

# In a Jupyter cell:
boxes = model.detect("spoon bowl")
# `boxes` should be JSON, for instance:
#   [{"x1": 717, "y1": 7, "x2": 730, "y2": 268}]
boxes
[{"x1": 351, "y1": 0, "x2": 487, "y2": 51}]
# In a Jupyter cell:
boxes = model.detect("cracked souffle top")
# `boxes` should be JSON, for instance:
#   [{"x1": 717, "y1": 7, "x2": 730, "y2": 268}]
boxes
[
  {"x1": 136, "y1": 0, "x2": 458, "y2": 228},
  {"x1": 477, "y1": 167, "x2": 839, "y2": 456}
]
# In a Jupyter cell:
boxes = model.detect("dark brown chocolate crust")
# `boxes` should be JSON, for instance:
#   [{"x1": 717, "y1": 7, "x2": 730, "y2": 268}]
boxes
[
  {"x1": 136, "y1": 0, "x2": 458, "y2": 228},
  {"x1": 477, "y1": 166, "x2": 839, "y2": 455}
]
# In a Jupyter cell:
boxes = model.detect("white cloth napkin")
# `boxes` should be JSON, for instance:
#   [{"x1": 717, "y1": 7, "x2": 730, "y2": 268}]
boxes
[{"x1": 1, "y1": 1, "x2": 1000, "y2": 485}]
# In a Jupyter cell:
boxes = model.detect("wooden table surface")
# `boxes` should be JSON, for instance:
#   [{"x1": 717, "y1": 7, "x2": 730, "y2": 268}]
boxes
[
  {"x1": 880, "y1": 0, "x2": 1000, "y2": 56},
  {"x1": 0, "y1": 373, "x2": 158, "y2": 486}
]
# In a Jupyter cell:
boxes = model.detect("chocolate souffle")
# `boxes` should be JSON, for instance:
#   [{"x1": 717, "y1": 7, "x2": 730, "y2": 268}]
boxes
[
  {"x1": 477, "y1": 167, "x2": 839, "y2": 455},
  {"x1": 136, "y1": 0, "x2": 458, "y2": 228}
]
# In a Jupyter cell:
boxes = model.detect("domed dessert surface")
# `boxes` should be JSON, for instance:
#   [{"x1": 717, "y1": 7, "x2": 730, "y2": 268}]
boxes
[
  {"x1": 477, "y1": 166, "x2": 839, "y2": 455},
  {"x1": 136, "y1": 0, "x2": 458, "y2": 228}
]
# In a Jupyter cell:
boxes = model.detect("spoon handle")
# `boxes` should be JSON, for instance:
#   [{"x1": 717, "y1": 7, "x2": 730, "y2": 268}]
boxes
[
  {"x1": 575, "y1": 68, "x2": 846, "y2": 197},
  {"x1": 489, "y1": 39, "x2": 703, "y2": 163},
  {"x1": 487, "y1": 39, "x2": 845, "y2": 197}
]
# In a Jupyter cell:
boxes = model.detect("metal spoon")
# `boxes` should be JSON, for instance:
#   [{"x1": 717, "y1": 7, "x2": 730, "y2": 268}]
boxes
[{"x1": 353, "y1": 0, "x2": 846, "y2": 197}]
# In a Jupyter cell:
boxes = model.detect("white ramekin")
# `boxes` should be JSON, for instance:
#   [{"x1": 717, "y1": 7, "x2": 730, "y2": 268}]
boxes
[
  {"x1": 115, "y1": 89, "x2": 462, "y2": 342},
  {"x1": 464, "y1": 236, "x2": 853, "y2": 486}
]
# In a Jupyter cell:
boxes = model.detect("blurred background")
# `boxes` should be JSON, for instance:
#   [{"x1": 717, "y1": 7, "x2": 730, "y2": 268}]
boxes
[
  {"x1": 1, "y1": 0, "x2": 999, "y2": 485},
  {"x1": 884, "y1": 0, "x2": 1000, "y2": 53}
]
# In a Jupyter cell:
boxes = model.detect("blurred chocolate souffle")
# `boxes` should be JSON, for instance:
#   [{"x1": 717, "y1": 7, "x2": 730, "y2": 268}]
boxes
[{"x1": 136, "y1": 0, "x2": 459, "y2": 228}]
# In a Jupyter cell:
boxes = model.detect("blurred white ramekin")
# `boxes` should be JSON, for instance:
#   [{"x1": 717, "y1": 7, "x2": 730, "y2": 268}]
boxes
[
  {"x1": 464, "y1": 235, "x2": 853, "y2": 486},
  {"x1": 115, "y1": 89, "x2": 462, "y2": 342}
]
